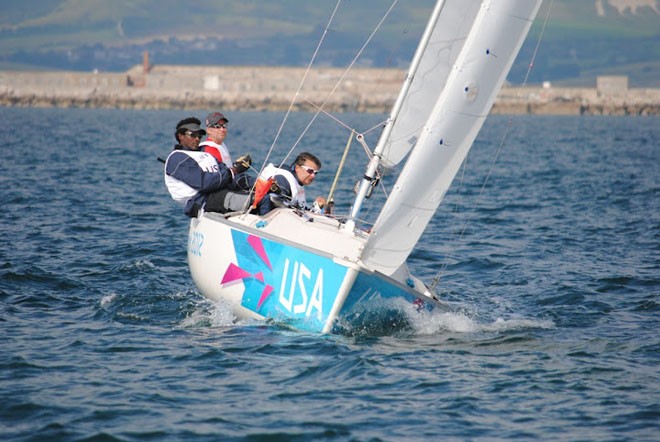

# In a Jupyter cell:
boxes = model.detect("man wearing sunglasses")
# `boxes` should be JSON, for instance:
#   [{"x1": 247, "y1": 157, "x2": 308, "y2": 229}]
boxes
[
  {"x1": 255, "y1": 152, "x2": 327, "y2": 215},
  {"x1": 164, "y1": 117, "x2": 251, "y2": 217},
  {"x1": 200, "y1": 111, "x2": 233, "y2": 168},
  {"x1": 201, "y1": 110, "x2": 254, "y2": 192}
]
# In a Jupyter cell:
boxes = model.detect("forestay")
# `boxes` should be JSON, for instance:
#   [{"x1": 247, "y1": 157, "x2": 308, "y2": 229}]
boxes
[{"x1": 361, "y1": 0, "x2": 543, "y2": 275}]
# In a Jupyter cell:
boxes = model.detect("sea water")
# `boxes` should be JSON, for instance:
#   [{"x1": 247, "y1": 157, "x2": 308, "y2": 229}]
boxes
[{"x1": 0, "y1": 107, "x2": 658, "y2": 441}]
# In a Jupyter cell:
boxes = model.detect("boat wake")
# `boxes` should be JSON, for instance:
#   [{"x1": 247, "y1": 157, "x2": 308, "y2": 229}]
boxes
[
  {"x1": 342, "y1": 299, "x2": 555, "y2": 337},
  {"x1": 186, "y1": 296, "x2": 554, "y2": 338},
  {"x1": 409, "y1": 308, "x2": 556, "y2": 335},
  {"x1": 179, "y1": 298, "x2": 238, "y2": 328}
]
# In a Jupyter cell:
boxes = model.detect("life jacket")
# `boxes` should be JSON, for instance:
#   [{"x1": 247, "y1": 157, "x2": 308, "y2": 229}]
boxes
[
  {"x1": 251, "y1": 163, "x2": 306, "y2": 209},
  {"x1": 199, "y1": 140, "x2": 232, "y2": 168},
  {"x1": 251, "y1": 176, "x2": 275, "y2": 210},
  {"x1": 164, "y1": 149, "x2": 218, "y2": 204}
]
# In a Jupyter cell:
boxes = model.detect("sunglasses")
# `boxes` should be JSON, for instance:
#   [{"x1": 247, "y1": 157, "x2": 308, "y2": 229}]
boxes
[
  {"x1": 209, "y1": 123, "x2": 228, "y2": 129},
  {"x1": 184, "y1": 130, "x2": 203, "y2": 138},
  {"x1": 301, "y1": 166, "x2": 319, "y2": 176}
]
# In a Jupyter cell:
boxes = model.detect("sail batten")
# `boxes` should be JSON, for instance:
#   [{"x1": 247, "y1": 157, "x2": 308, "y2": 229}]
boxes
[{"x1": 361, "y1": 0, "x2": 543, "y2": 275}]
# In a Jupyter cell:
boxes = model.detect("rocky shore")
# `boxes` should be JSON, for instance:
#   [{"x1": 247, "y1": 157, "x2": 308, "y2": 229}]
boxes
[
  {"x1": 2, "y1": 85, "x2": 657, "y2": 116},
  {"x1": 1, "y1": 65, "x2": 658, "y2": 115},
  {"x1": 493, "y1": 86, "x2": 659, "y2": 116}
]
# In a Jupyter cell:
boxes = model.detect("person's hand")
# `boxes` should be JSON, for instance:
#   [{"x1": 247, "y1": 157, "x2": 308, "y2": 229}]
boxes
[
  {"x1": 312, "y1": 196, "x2": 327, "y2": 213},
  {"x1": 232, "y1": 154, "x2": 252, "y2": 173}
]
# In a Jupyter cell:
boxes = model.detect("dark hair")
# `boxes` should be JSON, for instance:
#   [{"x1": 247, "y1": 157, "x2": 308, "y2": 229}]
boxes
[
  {"x1": 294, "y1": 152, "x2": 322, "y2": 169},
  {"x1": 174, "y1": 117, "x2": 202, "y2": 141}
]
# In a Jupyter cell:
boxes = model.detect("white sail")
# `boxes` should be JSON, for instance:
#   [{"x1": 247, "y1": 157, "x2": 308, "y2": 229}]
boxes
[
  {"x1": 380, "y1": 0, "x2": 483, "y2": 168},
  {"x1": 362, "y1": 0, "x2": 543, "y2": 275}
]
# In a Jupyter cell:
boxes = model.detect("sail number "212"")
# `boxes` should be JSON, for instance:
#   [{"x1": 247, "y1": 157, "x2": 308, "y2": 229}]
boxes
[{"x1": 189, "y1": 231, "x2": 204, "y2": 257}]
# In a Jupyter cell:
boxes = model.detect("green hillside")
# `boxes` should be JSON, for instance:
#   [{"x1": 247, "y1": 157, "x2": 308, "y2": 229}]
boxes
[
  {"x1": 0, "y1": 0, "x2": 658, "y2": 86},
  {"x1": 0, "y1": 0, "x2": 433, "y2": 50}
]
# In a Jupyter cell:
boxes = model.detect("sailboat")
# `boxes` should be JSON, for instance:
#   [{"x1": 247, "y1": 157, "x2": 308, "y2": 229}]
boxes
[{"x1": 187, "y1": 0, "x2": 543, "y2": 333}]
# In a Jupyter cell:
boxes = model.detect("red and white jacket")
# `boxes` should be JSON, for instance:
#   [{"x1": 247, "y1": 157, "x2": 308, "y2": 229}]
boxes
[{"x1": 199, "y1": 140, "x2": 232, "y2": 168}]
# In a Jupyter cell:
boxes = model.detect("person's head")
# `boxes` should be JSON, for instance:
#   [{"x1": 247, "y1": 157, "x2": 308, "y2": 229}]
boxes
[
  {"x1": 175, "y1": 117, "x2": 206, "y2": 150},
  {"x1": 292, "y1": 152, "x2": 322, "y2": 186},
  {"x1": 204, "y1": 112, "x2": 229, "y2": 144}
]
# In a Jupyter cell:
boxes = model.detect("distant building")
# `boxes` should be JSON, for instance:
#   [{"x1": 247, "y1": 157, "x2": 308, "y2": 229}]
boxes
[{"x1": 597, "y1": 76, "x2": 629, "y2": 93}]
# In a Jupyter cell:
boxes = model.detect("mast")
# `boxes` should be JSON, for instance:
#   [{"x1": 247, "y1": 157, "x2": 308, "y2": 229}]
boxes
[
  {"x1": 345, "y1": 0, "x2": 447, "y2": 232},
  {"x1": 360, "y1": 0, "x2": 543, "y2": 274}
]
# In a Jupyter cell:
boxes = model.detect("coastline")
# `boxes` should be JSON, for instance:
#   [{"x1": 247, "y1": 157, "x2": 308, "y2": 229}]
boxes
[{"x1": 1, "y1": 65, "x2": 658, "y2": 115}]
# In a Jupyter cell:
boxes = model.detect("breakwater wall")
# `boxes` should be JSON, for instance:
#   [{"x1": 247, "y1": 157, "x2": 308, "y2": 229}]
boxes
[{"x1": 1, "y1": 66, "x2": 658, "y2": 115}]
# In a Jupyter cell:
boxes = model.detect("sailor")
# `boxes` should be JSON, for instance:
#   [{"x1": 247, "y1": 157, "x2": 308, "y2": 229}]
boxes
[
  {"x1": 253, "y1": 152, "x2": 327, "y2": 215},
  {"x1": 164, "y1": 117, "x2": 252, "y2": 217},
  {"x1": 200, "y1": 111, "x2": 233, "y2": 168}
]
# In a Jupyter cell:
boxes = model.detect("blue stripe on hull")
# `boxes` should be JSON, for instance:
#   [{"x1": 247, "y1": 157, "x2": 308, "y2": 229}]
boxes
[
  {"x1": 230, "y1": 230, "x2": 349, "y2": 333},
  {"x1": 332, "y1": 271, "x2": 435, "y2": 335},
  {"x1": 222, "y1": 228, "x2": 435, "y2": 334}
]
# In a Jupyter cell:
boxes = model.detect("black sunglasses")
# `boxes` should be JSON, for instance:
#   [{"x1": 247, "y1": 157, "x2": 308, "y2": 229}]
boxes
[
  {"x1": 183, "y1": 130, "x2": 203, "y2": 138},
  {"x1": 209, "y1": 123, "x2": 228, "y2": 129}
]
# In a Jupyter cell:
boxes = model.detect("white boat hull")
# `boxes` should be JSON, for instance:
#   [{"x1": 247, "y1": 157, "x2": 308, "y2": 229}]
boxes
[{"x1": 187, "y1": 209, "x2": 444, "y2": 333}]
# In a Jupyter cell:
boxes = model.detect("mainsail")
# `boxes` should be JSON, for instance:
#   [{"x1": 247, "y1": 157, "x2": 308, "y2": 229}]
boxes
[
  {"x1": 379, "y1": 0, "x2": 483, "y2": 168},
  {"x1": 361, "y1": 0, "x2": 543, "y2": 275}
]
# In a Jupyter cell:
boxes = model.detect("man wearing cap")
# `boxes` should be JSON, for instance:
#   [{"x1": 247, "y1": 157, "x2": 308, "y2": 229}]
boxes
[
  {"x1": 164, "y1": 117, "x2": 251, "y2": 217},
  {"x1": 200, "y1": 111, "x2": 233, "y2": 168},
  {"x1": 201, "y1": 110, "x2": 254, "y2": 193}
]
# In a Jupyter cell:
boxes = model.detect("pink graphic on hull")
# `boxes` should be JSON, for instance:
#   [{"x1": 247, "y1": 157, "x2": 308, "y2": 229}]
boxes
[
  {"x1": 221, "y1": 234, "x2": 275, "y2": 310},
  {"x1": 257, "y1": 285, "x2": 274, "y2": 309},
  {"x1": 248, "y1": 235, "x2": 272, "y2": 269},
  {"x1": 221, "y1": 263, "x2": 252, "y2": 285}
]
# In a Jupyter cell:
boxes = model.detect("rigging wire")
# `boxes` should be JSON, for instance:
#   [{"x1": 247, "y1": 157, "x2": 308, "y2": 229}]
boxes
[
  {"x1": 429, "y1": 0, "x2": 555, "y2": 291},
  {"x1": 240, "y1": 0, "x2": 342, "y2": 215},
  {"x1": 299, "y1": 96, "x2": 387, "y2": 162},
  {"x1": 277, "y1": 0, "x2": 401, "y2": 166},
  {"x1": 299, "y1": 97, "x2": 354, "y2": 132},
  {"x1": 261, "y1": 0, "x2": 343, "y2": 170},
  {"x1": 241, "y1": 0, "x2": 400, "y2": 215}
]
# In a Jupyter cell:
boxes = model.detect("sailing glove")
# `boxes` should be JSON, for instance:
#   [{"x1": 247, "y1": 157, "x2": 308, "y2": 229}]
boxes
[{"x1": 232, "y1": 154, "x2": 252, "y2": 174}]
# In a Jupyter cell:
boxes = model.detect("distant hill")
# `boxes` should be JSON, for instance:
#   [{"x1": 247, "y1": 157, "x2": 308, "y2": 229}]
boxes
[{"x1": 0, "y1": 0, "x2": 658, "y2": 87}]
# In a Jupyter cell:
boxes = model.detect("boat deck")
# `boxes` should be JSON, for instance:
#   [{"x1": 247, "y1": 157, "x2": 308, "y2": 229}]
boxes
[{"x1": 205, "y1": 209, "x2": 370, "y2": 265}]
